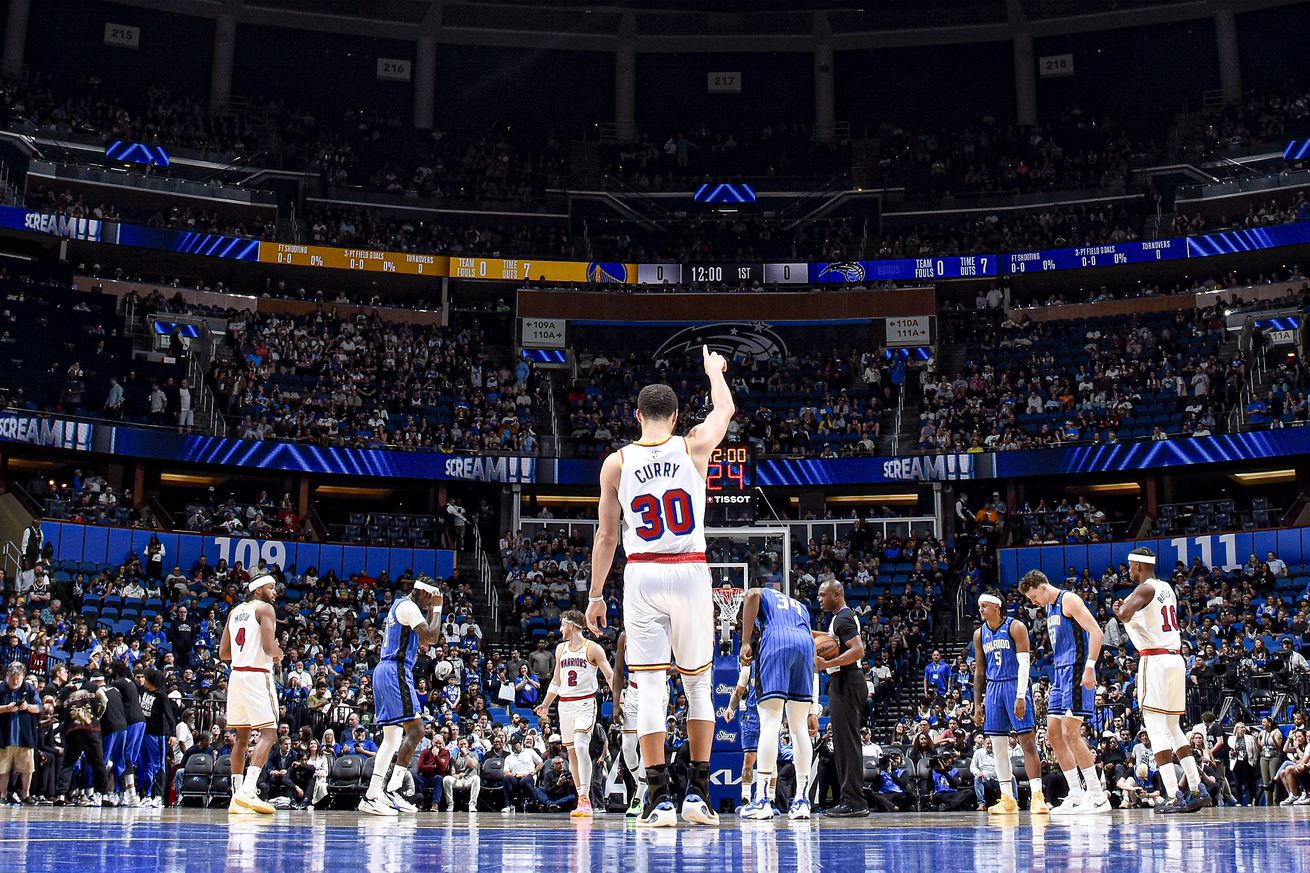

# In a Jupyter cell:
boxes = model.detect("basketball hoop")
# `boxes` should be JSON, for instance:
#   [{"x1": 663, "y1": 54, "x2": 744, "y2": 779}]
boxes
[{"x1": 713, "y1": 586, "x2": 745, "y2": 645}]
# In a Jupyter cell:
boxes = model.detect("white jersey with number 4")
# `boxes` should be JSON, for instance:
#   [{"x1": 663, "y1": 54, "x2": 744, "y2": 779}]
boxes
[
  {"x1": 226, "y1": 601, "x2": 273, "y2": 670},
  {"x1": 557, "y1": 640, "x2": 598, "y2": 696},
  {"x1": 1126, "y1": 576, "x2": 1182, "y2": 652},
  {"x1": 617, "y1": 436, "x2": 707, "y2": 556}
]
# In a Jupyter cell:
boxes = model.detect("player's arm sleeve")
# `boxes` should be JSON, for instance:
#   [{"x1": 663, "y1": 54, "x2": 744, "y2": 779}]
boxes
[
  {"x1": 1016, "y1": 652, "x2": 1031, "y2": 696},
  {"x1": 394, "y1": 600, "x2": 425, "y2": 629}
]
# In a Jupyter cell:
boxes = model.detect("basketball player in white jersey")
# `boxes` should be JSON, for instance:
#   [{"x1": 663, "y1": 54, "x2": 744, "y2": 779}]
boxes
[
  {"x1": 587, "y1": 344, "x2": 733, "y2": 828},
  {"x1": 1114, "y1": 546, "x2": 1209, "y2": 813},
  {"x1": 534, "y1": 609, "x2": 614, "y2": 818},
  {"x1": 611, "y1": 630, "x2": 646, "y2": 817},
  {"x1": 218, "y1": 574, "x2": 282, "y2": 815}
]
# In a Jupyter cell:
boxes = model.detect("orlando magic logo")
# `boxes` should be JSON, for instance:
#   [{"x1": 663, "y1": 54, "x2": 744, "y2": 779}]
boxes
[
  {"x1": 654, "y1": 321, "x2": 788, "y2": 363},
  {"x1": 586, "y1": 262, "x2": 628, "y2": 284},
  {"x1": 815, "y1": 261, "x2": 866, "y2": 283}
]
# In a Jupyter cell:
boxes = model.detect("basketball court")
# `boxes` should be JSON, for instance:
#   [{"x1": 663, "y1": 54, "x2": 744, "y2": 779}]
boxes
[{"x1": 5, "y1": 808, "x2": 1306, "y2": 873}]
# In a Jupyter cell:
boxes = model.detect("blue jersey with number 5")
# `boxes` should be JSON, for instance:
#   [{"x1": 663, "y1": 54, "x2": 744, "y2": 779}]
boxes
[{"x1": 981, "y1": 618, "x2": 1019, "y2": 682}]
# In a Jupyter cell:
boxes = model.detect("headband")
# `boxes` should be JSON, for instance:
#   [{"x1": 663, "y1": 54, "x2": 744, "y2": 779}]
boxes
[
  {"x1": 414, "y1": 578, "x2": 442, "y2": 595},
  {"x1": 248, "y1": 574, "x2": 276, "y2": 593},
  {"x1": 978, "y1": 594, "x2": 1003, "y2": 607},
  {"x1": 1127, "y1": 553, "x2": 1156, "y2": 565}
]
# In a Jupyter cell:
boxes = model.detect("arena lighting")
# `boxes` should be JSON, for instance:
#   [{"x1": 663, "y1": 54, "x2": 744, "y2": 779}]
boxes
[
  {"x1": 314, "y1": 485, "x2": 393, "y2": 498},
  {"x1": 521, "y1": 495, "x2": 599, "y2": 505},
  {"x1": 1080, "y1": 482, "x2": 1141, "y2": 495},
  {"x1": 1229, "y1": 469, "x2": 1296, "y2": 484},
  {"x1": 693, "y1": 183, "x2": 757, "y2": 204},
  {"x1": 826, "y1": 493, "x2": 919, "y2": 504},
  {"x1": 159, "y1": 473, "x2": 223, "y2": 487}
]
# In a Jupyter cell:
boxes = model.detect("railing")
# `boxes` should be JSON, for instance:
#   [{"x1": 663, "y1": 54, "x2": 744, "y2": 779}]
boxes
[
  {"x1": 517, "y1": 515, "x2": 941, "y2": 548},
  {"x1": 1, "y1": 542, "x2": 20, "y2": 580},
  {"x1": 0, "y1": 642, "x2": 67, "y2": 678},
  {"x1": 27, "y1": 160, "x2": 278, "y2": 207},
  {"x1": 471, "y1": 524, "x2": 501, "y2": 635}
]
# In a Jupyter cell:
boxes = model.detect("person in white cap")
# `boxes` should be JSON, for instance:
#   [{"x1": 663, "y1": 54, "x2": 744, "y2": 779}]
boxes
[
  {"x1": 1114, "y1": 546, "x2": 1208, "y2": 814},
  {"x1": 973, "y1": 592, "x2": 1049, "y2": 816},
  {"x1": 219, "y1": 573, "x2": 281, "y2": 815}
]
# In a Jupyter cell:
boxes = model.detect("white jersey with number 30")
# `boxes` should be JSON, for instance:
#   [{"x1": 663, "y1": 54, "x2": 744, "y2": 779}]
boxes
[
  {"x1": 617, "y1": 436, "x2": 707, "y2": 556},
  {"x1": 1126, "y1": 576, "x2": 1182, "y2": 652}
]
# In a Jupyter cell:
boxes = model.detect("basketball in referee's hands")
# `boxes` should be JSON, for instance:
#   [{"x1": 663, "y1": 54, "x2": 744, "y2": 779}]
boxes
[{"x1": 813, "y1": 631, "x2": 839, "y2": 659}]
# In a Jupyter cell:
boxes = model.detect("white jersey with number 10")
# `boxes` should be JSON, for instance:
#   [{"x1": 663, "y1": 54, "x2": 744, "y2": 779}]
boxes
[
  {"x1": 617, "y1": 435, "x2": 707, "y2": 556},
  {"x1": 1126, "y1": 576, "x2": 1182, "y2": 652}
]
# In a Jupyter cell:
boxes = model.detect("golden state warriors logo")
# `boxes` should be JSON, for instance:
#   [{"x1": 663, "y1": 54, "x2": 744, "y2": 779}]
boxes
[{"x1": 586, "y1": 262, "x2": 628, "y2": 284}]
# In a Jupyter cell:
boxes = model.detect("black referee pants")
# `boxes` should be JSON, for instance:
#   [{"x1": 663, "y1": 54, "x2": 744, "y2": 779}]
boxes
[{"x1": 828, "y1": 670, "x2": 868, "y2": 809}]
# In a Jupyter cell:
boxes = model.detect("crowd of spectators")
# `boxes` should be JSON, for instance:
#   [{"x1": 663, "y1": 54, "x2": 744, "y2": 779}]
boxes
[
  {"x1": 3, "y1": 76, "x2": 263, "y2": 154},
  {"x1": 565, "y1": 347, "x2": 890, "y2": 459},
  {"x1": 1174, "y1": 191, "x2": 1310, "y2": 237},
  {"x1": 27, "y1": 187, "x2": 276, "y2": 241},
  {"x1": 206, "y1": 308, "x2": 541, "y2": 452},
  {"x1": 1194, "y1": 85, "x2": 1310, "y2": 157},
  {"x1": 915, "y1": 306, "x2": 1239, "y2": 454}
]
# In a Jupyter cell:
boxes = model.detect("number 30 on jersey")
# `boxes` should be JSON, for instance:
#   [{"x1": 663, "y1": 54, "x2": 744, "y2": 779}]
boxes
[{"x1": 630, "y1": 489, "x2": 696, "y2": 541}]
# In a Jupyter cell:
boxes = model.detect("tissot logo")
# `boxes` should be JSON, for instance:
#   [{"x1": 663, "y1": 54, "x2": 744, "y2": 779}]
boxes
[{"x1": 882, "y1": 453, "x2": 974, "y2": 482}]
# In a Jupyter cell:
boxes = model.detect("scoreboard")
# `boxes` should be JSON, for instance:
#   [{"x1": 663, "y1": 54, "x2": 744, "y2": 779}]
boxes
[{"x1": 706, "y1": 441, "x2": 756, "y2": 523}]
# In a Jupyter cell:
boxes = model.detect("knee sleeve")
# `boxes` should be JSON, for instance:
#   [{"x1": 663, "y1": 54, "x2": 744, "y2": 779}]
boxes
[
  {"x1": 756, "y1": 700, "x2": 785, "y2": 776},
  {"x1": 784, "y1": 701, "x2": 814, "y2": 792},
  {"x1": 991, "y1": 736, "x2": 1014, "y2": 785},
  {"x1": 635, "y1": 669, "x2": 671, "y2": 738},
  {"x1": 622, "y1": 731, "x2": 644, "y2": 779},
  {"x1": 681, "y1": 668, "x2": 714, "y2": 723}
]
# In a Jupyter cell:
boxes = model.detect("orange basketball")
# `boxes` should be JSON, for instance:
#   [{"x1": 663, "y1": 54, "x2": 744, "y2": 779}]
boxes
[{"x1": 813, "y1": 631, "x2": 840, "y2": 659}]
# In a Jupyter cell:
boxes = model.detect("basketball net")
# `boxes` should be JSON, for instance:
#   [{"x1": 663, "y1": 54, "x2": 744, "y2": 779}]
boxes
[{"x1": 712, "y1": 587, "x2": 745, "y2": 645}]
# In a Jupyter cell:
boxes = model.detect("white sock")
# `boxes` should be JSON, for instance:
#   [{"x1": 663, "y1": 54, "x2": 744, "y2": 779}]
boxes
[
  {"x1": 387, "y1": 764, "x2": 407, "y2": 794},
  {"x1": 231, "y1": 774, "x2": 242, "y2": 797},
  {"x1": 1160, "y1": 760, "x2": 1179, "y2": 799},
  {"x1": 754, "y1": 770, "x2": 774, "y2": 801},
  {"x1": 1178, "y1": 755, "x2": 1202, "y2": 794},
  {"x1": 368, "y1": 726, "x2": 403, "y2": 800},
  {"x1": 242, "y1": 766, "x2": 261, "y2": 796},
  {"x1": 742, "y1": 778, "x2": 753, "y2": 802},
  {"x1": 1062, "y1": 768, "x2": 1083, "y2": 799},
  {"x1": 1030, "y1": 778, "x2": 1043, "y2": 798},
  {"x1": 1080, "y1": 765, "x2": 1101, "y2": 797}
]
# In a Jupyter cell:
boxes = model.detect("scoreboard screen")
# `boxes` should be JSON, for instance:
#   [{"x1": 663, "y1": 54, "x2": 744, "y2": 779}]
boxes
[{"x1": 706, "y1": 441, "x2": 756, "y2": 523}]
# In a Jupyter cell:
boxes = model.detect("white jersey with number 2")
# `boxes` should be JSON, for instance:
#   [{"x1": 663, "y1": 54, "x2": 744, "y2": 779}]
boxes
[{"x1": 617, "y1": 436, "x2": 707, "y2": 556}]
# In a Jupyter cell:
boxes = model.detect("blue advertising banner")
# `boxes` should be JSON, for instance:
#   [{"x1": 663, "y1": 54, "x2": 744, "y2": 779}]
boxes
[
  {"x1": 41, "y1": 521, "x2": 455, "y2": 581},
  {"x1": 998, "y1": 529, "x2": 1310, "y2": 587},
  {"x1": 0, "y1": 411, "x2": 96, "y2": 451},
  {"x1": 109, "y1": 429, "x2": 546, "y2": 483}
]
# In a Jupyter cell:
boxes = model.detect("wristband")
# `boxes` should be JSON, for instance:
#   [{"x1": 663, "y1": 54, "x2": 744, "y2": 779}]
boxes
[
  {"x1": 588, "y1": 595, "x2": 604, "y2": 603},
  {"x1": 1085, "y1": 660, "x2": 1096, "y2": 671},
  {"x1": 547, "y1": 683, "x2": 560, "y2": 696}
]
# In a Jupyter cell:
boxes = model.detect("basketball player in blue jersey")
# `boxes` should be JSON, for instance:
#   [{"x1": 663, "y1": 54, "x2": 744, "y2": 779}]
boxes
[
  {"x1": 731, "y1": 583, "x2": 818, "y2": 821},
  {"x1": 1018, "y1": 570, "x2": 1110, "y2": 815},
  {"x1": 360, "y1": 576, "x2": 444, "y2": 817},
  {"x1": 973, "y1": 593, "x2": 1049, "y2": 816},
  {"x1": 725, "y1": 650, "x2": 761, "y2": 812}
]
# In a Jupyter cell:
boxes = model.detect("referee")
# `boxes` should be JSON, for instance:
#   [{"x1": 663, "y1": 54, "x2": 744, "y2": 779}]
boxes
[{"x1": 816, "y1": 580, "x2": 869, "y2": 817}]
